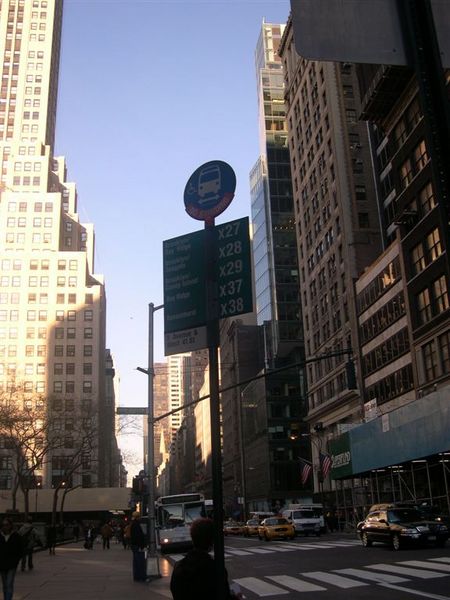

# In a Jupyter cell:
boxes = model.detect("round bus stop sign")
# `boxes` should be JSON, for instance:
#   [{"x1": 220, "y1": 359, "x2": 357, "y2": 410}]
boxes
[{"x1": 184, "y1": 160, "x2": 236, "y2": 222}]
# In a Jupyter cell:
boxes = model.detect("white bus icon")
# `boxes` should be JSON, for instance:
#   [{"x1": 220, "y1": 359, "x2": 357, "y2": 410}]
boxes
[{"x1": 197, "y1": 165, "x2": 221, "y2": 204}]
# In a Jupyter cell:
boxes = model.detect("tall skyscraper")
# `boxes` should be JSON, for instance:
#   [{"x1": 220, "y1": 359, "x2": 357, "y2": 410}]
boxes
[
  {"x1": 243, "y1": 22, "x2": 307, "y2": 513},
  {"x1": 279, "y1": 18, "x2": 382, "y2": 494},
  {"x1": 0, "y1": 0, "x2": 115, "y2": 490}
]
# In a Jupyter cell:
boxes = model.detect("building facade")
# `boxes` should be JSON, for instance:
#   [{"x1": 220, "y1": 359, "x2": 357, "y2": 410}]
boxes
[
  {"x1": 279, "y1": 18, "x2": 382, "y2": 494},
  {"x1": 0, "y1": 0, "x2": 118, "y2": 492}
]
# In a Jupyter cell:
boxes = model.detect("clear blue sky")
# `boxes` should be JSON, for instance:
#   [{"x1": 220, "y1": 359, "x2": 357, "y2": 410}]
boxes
[{"x1": 55, "y1": 0, "x2": 290, "y2": 470}]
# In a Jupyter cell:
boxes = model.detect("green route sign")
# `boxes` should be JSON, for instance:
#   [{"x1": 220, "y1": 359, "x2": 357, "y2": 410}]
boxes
[
  {"x1": 163, "y1": 216, "x2": 252, "y2": 356},
  {"x1": 215, "y1": 217, "x2": 253, "y2": 319}
]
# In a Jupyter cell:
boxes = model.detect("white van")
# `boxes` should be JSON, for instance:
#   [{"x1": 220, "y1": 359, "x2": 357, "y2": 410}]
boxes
[{"x1": 282, "y1": 505, "x2": 322, "y2": 536}]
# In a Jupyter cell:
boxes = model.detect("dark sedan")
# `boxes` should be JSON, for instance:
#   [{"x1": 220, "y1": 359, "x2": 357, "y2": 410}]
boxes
[{"x1": 359, "y1": 507, "x2": 448, "y2": 550}]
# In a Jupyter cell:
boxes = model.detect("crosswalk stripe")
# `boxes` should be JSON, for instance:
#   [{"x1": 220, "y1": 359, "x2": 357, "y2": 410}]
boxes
[
  {"x1": 267, "y1": 575, "x2": 326, "y2": 592},
  {"x1": 225, "y1": 549, "x2": 254, "y2": 556},
  {"x1": 366, "y1": 563, "x2": 447, "y2": 579},
  {"x1": 306, "y1": 543, "x2": 339, "y2": 548},
  {"x1": 303, "y1": 571, "x2": 368, "y2": 588},
  {"x1": 429, "y1": 557, "x2": 450, "y2": 564},
  {"x1": 336, "y1": 567, "x2": 410, "y2": 583},
  {"x1": 234, "y1": 577, "x2": 290, "y2": 596},
  {"x1": 399, "y1": 560, "x2": 450, "y2": 573},
  {"x1": 245, "y1": 547, "x2": 274, "y2": 554},
  {"x1": 268, "y1": 545, "x2": 298, "y2": 552}
]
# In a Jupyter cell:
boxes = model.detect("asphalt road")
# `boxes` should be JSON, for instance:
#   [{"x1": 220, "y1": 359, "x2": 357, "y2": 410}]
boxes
[{"x1": 173, "y1": 533, "x2": 450, "y2": 599}]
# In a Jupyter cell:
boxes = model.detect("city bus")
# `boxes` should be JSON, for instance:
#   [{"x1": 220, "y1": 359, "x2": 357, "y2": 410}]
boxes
[{"x1": 155, "y1": 493, "x2": 205, "y2": 553}]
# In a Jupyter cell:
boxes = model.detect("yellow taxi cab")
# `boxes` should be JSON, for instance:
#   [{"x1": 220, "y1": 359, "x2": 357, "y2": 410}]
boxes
[
  {"x1": 223, "y1": 521, "x2": 244, "y2": 536},
  {"x1": 243, "y1": 518, "x2": 259, "y2": 537},
  {"x1": 258, "y1": 517, "x2": 296, "y2": 541}
]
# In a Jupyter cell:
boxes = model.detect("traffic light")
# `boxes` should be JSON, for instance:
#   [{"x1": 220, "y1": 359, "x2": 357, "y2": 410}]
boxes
[{"x1": 346, "y1": 359, "x2": 357, "y2": 390}]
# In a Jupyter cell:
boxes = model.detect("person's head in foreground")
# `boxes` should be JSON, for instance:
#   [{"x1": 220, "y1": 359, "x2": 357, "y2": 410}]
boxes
[{"x1": 190, "y1": 518, "x2": 214, "y2": 552}]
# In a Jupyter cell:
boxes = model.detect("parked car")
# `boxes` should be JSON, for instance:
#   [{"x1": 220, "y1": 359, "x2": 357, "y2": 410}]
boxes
[
  {"x1": 243, "y1": 519, "x2": 259, "y2": 537},
  {"x1": 359, "y1": 507, "x2": 448, "y2": 550},
  {"x1": 257, "y1": 517, "x2": 295, "y2": 541},
  {"x1": 223, "y1": 521, "x2": 244, "y2": 536}
]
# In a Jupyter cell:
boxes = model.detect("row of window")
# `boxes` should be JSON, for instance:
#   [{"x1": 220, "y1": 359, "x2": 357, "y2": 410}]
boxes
[
  {"x1": 54, "y1": 345, "x2": 93, "y2": 357},
  {"x1": 366, "y1": 364, "x2": 414, "y2": 405},
  {"x1": 422, "y1": 330, "x2": 450, "y2": 383},
  {"x1": 357, "y1": 257, "x2": 401, "y2": 314},
  {"x1": 54, "y1": 363, "x2": 93, "y2": 375},
  {"x1": 359, "y1": 292, "x2": 405, "y2": 345},
  {"x1": 0, "y1": 309, "x2": 93, "y2": 321},
  {"x1": 53, "y1": 381, "x2": 93, "y2": 394},
  {"x1": 411, "y1": 227, "x2": 442, "y2": 276},
  {"x1": 363, "y1": 327, "x2": 410, "y2": 377},
  {"x1": 6, "y1": 216, "x2": 51, "y2": 227},
  {"x1": 416, "y1": 274, "x2": 449, "y2": 326},
  {"x1": 7, "y1": 201, "x2": 53, "y2": 213},
  {"x1": 10, "y1": 175, "x2": 40, "y2": 186}
]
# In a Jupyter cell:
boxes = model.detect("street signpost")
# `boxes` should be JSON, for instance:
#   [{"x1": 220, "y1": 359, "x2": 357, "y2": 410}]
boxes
[{"x1": 163, "y1": 160, "x2": 250, "y2": 599}]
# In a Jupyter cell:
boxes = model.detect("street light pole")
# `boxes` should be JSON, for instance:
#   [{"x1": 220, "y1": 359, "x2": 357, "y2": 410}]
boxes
[{"x1": 137, "y1": 302, "x2": 163, "y2": 580}]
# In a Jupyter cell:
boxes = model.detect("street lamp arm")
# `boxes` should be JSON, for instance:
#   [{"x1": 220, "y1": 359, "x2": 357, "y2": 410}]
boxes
[{"x1": 136, "y1": 367, "x2": 149, "y2": 375}]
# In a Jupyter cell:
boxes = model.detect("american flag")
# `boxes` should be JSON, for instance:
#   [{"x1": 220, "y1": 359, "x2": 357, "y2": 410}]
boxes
[
  {"x1": 320, "y1": 452, "x2": 332, "y2": 479},
  {"x1": 300, "y1": 459, "x2": 312, "y2": 485}
]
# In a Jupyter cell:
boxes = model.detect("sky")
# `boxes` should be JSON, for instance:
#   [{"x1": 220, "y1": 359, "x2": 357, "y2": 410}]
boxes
[{"x1": 54, "y1": 0, "x2": 290, "y2": 473}]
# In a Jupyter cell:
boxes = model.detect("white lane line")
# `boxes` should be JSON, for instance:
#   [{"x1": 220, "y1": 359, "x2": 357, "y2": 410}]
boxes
[
  {"x1": 367, "y1": 563, "x2": 447, "y2": 579},
  {"x1": 267, "y1": 575, "x2": 326, "y2": 592},
  {"x1": 429, "y1": 557, "x2": 450, "y2": 564},
  {"x1": 268, "y1": 545, "x2": 298, "y2": 552},
  {"x1": 379, "y1": 582, "x2": 450, "y2": 600},
  {"x1": 399, "y1": 560, "x2": 450, "y2": 573},
  {"x1": 225, "y1": 549, "x2": 254, "y2": 556},
  {"x1": 303, "y1": 571, "x2": 367, "y2": 589},
  {"x1": 307, "y1": 543, "x2": 340, "y2": 548},
  {"x1": 245, "y1": 547, "x2": 274, "y2": 554},
  {"x1": 336, "y1": 567, "x2": 410, "y2": 583},
  {"x1": 234, "y1": 577, "x2": 290, "y2": 596}
]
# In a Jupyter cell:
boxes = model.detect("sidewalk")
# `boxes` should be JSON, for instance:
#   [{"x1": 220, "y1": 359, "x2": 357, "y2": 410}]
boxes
[{"x1": 14, "y1": 540, "x2": 173, "y2": 600}]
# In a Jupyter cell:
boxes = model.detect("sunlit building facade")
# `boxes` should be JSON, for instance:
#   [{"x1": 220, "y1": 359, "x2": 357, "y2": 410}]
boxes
[{"x1": 0, "y1": 0, "x2": 115, "y2": 489}]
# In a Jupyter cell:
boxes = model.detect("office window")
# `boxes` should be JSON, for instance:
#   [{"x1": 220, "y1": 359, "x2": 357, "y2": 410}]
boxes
[
  {"x1": 427, "y1": 228, "x2": 442, "y2": 262},
  {"x1": 55, "y1": 328, "x2": 64, "y2": 339},
  {"x1": 83, "y1": 381, "x2": 92, "y2": 394},
  {"x1": 37, "y1": 345, "x2": 46, "y2": 356},
  {"x1": 419, "y1": 182, "x2": 436, "y2": 215},
  {"x1": 67, "y1": 328, "x2": 76, "y2": 339},
  {"x1": 25, "y1": 345, "x2": 34, "y2": 357},
  {"x1": 439, "y1": 331, "x2": 450, "y2": 374},
  {"x1": 57, "y1": 276, "x2": 65, "y2": 287},
  {"x1": 54, "y1": 345, "x2": 63, "y2": 357},
  {"x1": 68, "y1": 293, "x2": 76, "y2": 304},
  {"x1": 399, "y1": 158, "x2": 413, "y2": 189},
  {"x1": 65, "y1": 381, "x2": 75, "y2": 393},
  {"x1": 38, "y1": 310, "x2": 47, "y2": 321},
  {"x1": 67, "y1": 311, "x2": 76, "y2": 321},
  {"x1": 54, "y1": 363, "x2": 63, "y2": 375},
  {"x1": 358, "y1": 213, "x2": 370, "y2": 229},
  {"x1": 53, "y1": 381, "x2": 63, "y2": 393},
  {"x1": 58, "y1": 260, "x2": 66, "y2": 270},
  {"x1": 83, "y1": 345, "x2": 92, "y2": 357},
  {"x1": 84, "y1": 310, "x2": 93, "y2": 321},
  {"x1": 84, "y1": 327, "x2": 93, "y2": 339},
  {"x1": 417, "y1": 288, "x2": 432, "y2": 324},
  {"x1": 433, "y1": 275, "x2": 449, "y2": 314},
  {"x1": 55, "y1": 311, "x2": 64, "y2": 321},
  {"x1": 83, "y1": 363, "x2": 92, "y2": 375},
  {"x1": 66, "y1": 345, "x2": 75, "y2": 357},
  {"x1": 69, "y1": 260, "x2": 77, "y2": 271},
  {"x1": 27, "y1": 310, "x2": 36, "y2": 321},
  {"x1": 56, "y1": 294, "x2": 64, "y2": 304},
  {"x1": 68, "y1": 277, "x2": 76, "y2": 287},
  {"x1": 66, "y1": 363, "x2": 75, "y2": 375},
  {"x1": 422, "y1": 340, "x2": 437, "y2": 382}
]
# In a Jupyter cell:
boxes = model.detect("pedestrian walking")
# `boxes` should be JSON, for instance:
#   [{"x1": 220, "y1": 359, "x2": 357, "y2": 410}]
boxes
[
  {"x1": 0, "y1": 517, "x2": 23, "y2": 600},
  {"x1": 18, "y1": 517, "x2": 41, "y2": 571},
  {"x1": 46, "y1": 524, "x2": 57, "y2": 555},
  {"x1": 129, "y1": 512, "x2": 146, "y2": 582},
  {"x1": 83, "y1": 524, "x2": 95, "y2": 550},
  {"x1": 170, "y1": 517, "x2": 244, "y2": 599},
  {"x1": 100, "y1": 522, "x2": 113, "y2": 550}
]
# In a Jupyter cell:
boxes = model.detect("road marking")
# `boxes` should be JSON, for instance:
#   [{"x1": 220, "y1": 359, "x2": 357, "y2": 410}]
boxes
[
  {"x1": 225, "y1": 549, "x2": 254, "y2": 556},
  {"x1": 267, "y1": 575, "x2": 326, "y2": 592},
  {"x1": 399, "y1": 560, "x2": 450, "y2": 573},
  {"x1": 367, "y1": 564, "x2": 447, "y2": 579},
  {"x1": 378, "y1": 583, "x2": 450, "y2": 600},
  {"x1": 245, "y1": 547, "x2": 274, "y2": 554},
  {"x1": 429, "y1": 557, "x2": 450, "y2": 564},
  {"x1": 307, "y1": 542, "x2": 340, "y2": 548},
  {"x1": 234, "y1": 577, "x2": 289, "y2": 596},
  {"x1": 336, "y1": 567, "x2": 410, "y2": 583},
  {"x1": 303, "y1": 571, "x2": 368, "y2": 588},
  {"x1": 268, "y1": 545, "x2": 298, "y2": 552}
]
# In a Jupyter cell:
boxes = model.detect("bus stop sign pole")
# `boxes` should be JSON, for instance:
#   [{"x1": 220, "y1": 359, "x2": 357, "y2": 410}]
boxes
[{"x1": 205, "y1": 220, "x2": 226, "y2": 600}]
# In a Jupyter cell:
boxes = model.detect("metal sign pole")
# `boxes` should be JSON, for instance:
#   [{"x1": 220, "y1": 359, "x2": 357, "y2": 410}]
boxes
[{"x1": 205, "y1": 220, "x2": 226, "y2": 600}]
